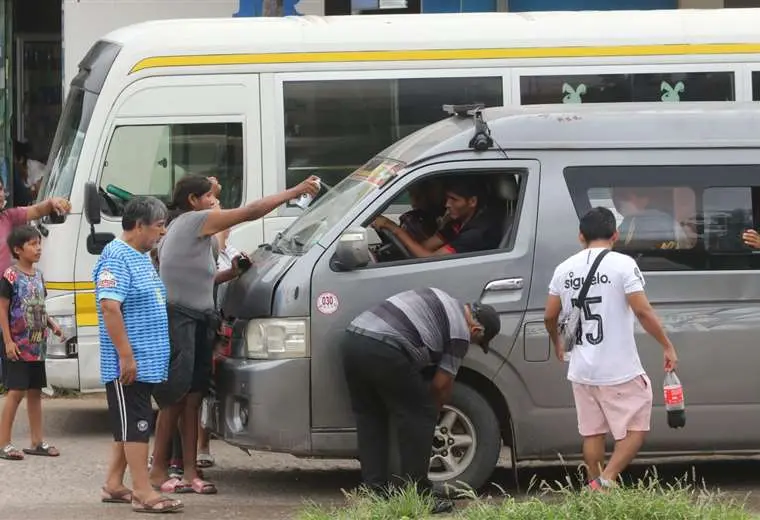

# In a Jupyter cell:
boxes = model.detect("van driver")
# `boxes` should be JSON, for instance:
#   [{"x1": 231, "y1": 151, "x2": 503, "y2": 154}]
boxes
[{"x1": 372, "y1": 180, "x2": 502, "y2": 258}]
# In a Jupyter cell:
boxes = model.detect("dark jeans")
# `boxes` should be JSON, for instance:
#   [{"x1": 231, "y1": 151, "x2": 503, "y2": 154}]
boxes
[{"x1": 341, "y1": 332, "x2": 438, "y2": 494}]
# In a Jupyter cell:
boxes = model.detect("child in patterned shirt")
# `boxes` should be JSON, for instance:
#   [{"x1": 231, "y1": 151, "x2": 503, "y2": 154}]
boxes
[{"x1": 0, "y1": 225, "x2": 63, "y2": 460}]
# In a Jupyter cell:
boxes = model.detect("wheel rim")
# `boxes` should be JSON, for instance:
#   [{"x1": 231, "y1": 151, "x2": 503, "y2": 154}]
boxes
[{"x1": 428, "y1": 404, "x2": 477, "y2": 482}]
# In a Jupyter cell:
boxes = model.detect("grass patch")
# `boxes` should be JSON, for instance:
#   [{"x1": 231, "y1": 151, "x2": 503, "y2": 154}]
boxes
[
  {"x1": 296, "y1": 468, "x2": 756, "y2": 520},
  {"x1": 298, "y1": 485, "x2": 435, "y2": 520}
]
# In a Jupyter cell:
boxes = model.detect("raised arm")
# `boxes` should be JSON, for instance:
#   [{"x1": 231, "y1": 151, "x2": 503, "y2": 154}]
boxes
[{"x1": 200, "y1": 176, "x2": 319, "y2": 237}]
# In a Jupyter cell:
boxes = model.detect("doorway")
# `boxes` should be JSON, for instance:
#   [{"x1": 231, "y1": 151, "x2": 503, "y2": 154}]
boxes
[{"x1": 9, "y1": 0, "x2": 62, "y2": 206}]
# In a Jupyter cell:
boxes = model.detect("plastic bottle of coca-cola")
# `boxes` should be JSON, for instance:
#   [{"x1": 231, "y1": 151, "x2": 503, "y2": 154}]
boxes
[{"x1": 663, "y1": 371, "x2": 686, "y2": 429}]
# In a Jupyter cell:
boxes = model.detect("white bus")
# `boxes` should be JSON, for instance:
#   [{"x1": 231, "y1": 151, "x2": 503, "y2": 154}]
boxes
[{"x1": 37, "y1": 8, "x2": 760, "y2": 391}]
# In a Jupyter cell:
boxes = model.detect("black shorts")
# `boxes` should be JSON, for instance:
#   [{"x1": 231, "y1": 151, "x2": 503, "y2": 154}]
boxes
[
  {"x1": 105, "y1": 380, "x2": 155, "y2": 443},
  {"x1": 1, "y1": 360, "x2": 47, "y2": 390},
  {"x1": 153, "y1": 304, "x2": 216, "y2": 409}
]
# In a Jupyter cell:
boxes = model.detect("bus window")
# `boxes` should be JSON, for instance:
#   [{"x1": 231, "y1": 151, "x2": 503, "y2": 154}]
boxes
[
  {"x1": 282, "y1": 76, "x2": 503, "y2": 192},
  {"x1": 520, "y1": 71, "x2": 735, "y2": 105},
  {"x1": 752, "y1": 71, "x2": 760, "y2": 101},
  {"x1": 98, "y1": 122, "x2": 243, "y2": 216}
]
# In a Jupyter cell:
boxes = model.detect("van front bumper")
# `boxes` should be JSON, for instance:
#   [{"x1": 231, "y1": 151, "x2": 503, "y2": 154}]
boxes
[{"x1": 210, "y1": 357, "x2": 311, "y2": 455}]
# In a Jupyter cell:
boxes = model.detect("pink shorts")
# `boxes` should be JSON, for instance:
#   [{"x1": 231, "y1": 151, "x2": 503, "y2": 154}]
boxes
[{"x1": 572, "y1": 374, "x2": 653, "y2": 441}]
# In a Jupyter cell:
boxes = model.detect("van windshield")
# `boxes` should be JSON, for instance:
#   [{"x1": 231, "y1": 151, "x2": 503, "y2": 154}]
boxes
[
  {"x1": 37, "y1": 86, "x2": 97, "y2": 201},
  {"x1": 272, "y1": 156, "x2": 404, "y2": 255}
]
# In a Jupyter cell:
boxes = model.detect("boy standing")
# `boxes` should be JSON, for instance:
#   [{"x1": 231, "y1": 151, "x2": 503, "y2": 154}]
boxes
[
  {"x1": 544, "y1": 207, "x2": 678, "y2": 489},
  {"x1": 0, "y1": 225, "x2": 63, "y2": 460}
]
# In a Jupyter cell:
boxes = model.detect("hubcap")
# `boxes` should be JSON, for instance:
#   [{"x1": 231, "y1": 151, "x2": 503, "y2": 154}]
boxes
[{"x1": 428, "y1": 404, "x2": 476, "y2": 482}]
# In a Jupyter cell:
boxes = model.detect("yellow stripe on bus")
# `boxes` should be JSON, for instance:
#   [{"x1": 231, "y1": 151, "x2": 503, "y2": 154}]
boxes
[
  {"x1": 44, "y1": 282, "x2": 98, "y2": 327},
  {"x1": 130, "y1": 43, "x2": 760, "y2": 73},
  {"x1": 75, "y1": 292, "x2": 99, "y2": 327},
  {"x1": 46, "y1": 281, "x2": 95, "y2": 291}
]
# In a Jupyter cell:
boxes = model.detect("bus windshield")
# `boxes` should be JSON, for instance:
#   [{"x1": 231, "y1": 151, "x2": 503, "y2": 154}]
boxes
[
  {"x1": 37, "y1": 86, "x2": 97, "y2": 201},
  {"x1": 272, "y1": 156, "x2": 404, "y2": 255}
]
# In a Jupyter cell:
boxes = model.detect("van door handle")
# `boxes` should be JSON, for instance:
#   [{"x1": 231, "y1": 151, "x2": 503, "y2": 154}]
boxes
[{"x1": 485, "y1": 278, "x2": 524, "y2": 292}]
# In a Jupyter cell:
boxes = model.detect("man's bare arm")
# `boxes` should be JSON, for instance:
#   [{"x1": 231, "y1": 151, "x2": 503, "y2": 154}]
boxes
[{"x1": 627, "y1": 291, "x2": 678, "y2": 371}]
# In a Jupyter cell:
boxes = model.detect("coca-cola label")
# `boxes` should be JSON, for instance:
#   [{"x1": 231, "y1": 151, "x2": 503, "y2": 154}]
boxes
[{"x1": 664, "y1": 385, "x2": 683, "y2": 405}]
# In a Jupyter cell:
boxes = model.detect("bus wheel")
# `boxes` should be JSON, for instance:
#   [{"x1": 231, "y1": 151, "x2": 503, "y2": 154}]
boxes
[{"x1": 428, "y1": 383, "x2": 501, "y2": 496}]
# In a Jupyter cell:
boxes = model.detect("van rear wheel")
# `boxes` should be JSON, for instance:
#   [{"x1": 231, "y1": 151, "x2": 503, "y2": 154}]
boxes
[{"x1": 428, "y1": 384, "x2": 501, "y2": 495}]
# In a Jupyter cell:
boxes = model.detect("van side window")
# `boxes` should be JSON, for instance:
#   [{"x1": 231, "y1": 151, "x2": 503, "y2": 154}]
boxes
[
  {"x1": 98, "y1": 122, "x2": 243, "y2": 216},
  {"x1": 369, "y1": 171, "x2": 522, "y2": 264},
  {"x1": 282, "y1": 77, "x2": 503, "y2": 192},
  {"x1": 565, "y1": 165, "x2": 760, "y2": 271}
]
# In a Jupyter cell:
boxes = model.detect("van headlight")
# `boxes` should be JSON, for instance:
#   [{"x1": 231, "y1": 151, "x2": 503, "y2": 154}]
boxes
[
  {"x1": 46, "y1": 315, "x2": 77, "y2": 359},
  {"x1": 245, "y1": 318, "x2": 309, "y2": 359}
]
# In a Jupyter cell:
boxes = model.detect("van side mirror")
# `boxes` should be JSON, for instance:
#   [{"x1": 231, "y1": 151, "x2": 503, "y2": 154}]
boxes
[
  {"x1": 334, "y1": 227, "x2": 370, "y2": 271},
  {"x1": 84, "y1": 181, "x2": 114, "y2": 254},
  {"x1": 84, "y1": 182, "x2": 101, "y2": 226}
]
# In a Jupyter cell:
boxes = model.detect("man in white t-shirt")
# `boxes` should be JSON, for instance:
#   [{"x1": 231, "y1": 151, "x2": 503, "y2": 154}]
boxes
[{"x1": 544, "y1": 207, "x2": 678, "y2": 490}]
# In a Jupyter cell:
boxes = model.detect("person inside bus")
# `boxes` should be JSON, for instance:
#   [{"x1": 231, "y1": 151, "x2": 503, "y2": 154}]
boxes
[{"x1": 372, "y1": 178, "x2": 503, "y2": 258}]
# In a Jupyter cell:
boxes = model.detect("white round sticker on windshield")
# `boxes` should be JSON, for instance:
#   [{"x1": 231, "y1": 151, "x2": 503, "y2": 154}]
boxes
[{"x1": 316, "y1": 292, "x2": 339, "y2": 315}]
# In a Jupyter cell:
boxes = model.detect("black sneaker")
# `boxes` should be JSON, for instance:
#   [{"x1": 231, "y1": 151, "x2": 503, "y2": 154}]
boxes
[{"x1": 430, "y1": 498, "x2": 454, "y2": 515}]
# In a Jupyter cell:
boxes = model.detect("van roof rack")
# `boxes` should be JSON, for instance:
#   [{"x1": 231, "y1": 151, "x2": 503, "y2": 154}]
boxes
[{"x1": 442, "y1": 103, "x2": 486, "y2": 117}]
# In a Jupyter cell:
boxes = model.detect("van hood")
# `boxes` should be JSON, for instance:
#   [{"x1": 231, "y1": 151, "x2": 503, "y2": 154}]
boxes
[{"x1": 221, "y1": 245, "x2": 297, "y2": 319}]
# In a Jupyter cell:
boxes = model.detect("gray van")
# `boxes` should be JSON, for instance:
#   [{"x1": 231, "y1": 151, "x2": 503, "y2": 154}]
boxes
[{"x1": 204, "y1": 103, "x2": 760, "y2": 490}]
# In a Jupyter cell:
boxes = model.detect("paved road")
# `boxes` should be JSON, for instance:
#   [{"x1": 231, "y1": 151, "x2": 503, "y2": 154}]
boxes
[{"x1": 2, "y1": 394, "x2": 760, "y2": 519}]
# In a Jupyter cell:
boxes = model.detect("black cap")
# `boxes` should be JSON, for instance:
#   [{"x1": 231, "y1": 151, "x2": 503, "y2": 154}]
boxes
[{"x1": 471, "y1": 303, "x2": 500, "y2": 353}]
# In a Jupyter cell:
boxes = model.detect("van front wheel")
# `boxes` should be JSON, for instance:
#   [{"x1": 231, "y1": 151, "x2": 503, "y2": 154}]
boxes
[{"x1": 428, "y1": 384, "x2": 501, "y2": 494}]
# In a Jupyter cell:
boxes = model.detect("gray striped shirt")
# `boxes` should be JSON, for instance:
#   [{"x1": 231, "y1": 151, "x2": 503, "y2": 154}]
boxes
[{"x1": 348, "y1": 288, "x2": 471, "y2": 375}]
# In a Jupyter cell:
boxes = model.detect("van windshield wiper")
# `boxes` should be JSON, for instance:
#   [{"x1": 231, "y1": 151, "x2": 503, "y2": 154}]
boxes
[{"x1": 270, "y1": 232, "x2": 288, "y2": 254}]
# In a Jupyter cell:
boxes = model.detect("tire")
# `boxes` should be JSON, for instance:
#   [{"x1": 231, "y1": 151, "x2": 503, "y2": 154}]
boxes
[
  {"x1": 430, "y1": 384, "x2": 502, "y2": 495},
  {"x1": 387, "y1": 382, "x2": 502, "y2": 495}
]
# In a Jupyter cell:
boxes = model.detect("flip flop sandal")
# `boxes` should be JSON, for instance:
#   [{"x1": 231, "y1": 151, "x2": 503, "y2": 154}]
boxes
[
  {"x1": 0, "y1": 443, "x2": 24, "y2": 460},
  {"x1": 101, "y1": 486, "x2": 134, "y2": 504},
  {"x1": 132, "y1": 495, "x2": 183, "y2": 514},
  {"x1": 175, "y1": 478, "x2": 217, "y2": 495},
  {"x1": 153, "y1": 477, "x2": 191, "y2": 494},
  {"x1": 196, "y1": 453, "x2": 215, "y2": 468},
  {"x1": 190, "y1": 478, "x2": 217, "y2": 495},
  {"x1": 23, "y1": 442, "x2": 60, "y2": 457}
]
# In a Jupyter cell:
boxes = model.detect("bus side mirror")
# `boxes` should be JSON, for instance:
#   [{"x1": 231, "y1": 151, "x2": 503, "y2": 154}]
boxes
[
  {"x1": 84, "y1": 182, "x2": 114, "y2": 254},
  {"x1": 84, "y1": 182, "x2": 101, "y2": 226},
  {"x1": 334, "y1": 227, "x2": 370, "y2": 271}
]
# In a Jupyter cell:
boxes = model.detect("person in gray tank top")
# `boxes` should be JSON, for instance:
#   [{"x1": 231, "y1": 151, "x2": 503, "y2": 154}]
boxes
[{"x1": 150, "y1": 173, "x2": 319, "y2": 494}]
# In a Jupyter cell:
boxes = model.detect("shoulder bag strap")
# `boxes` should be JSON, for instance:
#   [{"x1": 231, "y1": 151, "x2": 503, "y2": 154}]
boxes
[{"x1": 575, "y1": 249, "x2": 610, "y2": 307}]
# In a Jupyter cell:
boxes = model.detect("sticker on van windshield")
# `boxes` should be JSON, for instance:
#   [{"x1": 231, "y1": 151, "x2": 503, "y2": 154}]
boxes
[
  {"x1": 316, "y1": 292, "x2": 340, "y2": 315},
  {"x1": 349, "y1": 158, "x2": 404, "y2": 188}
]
